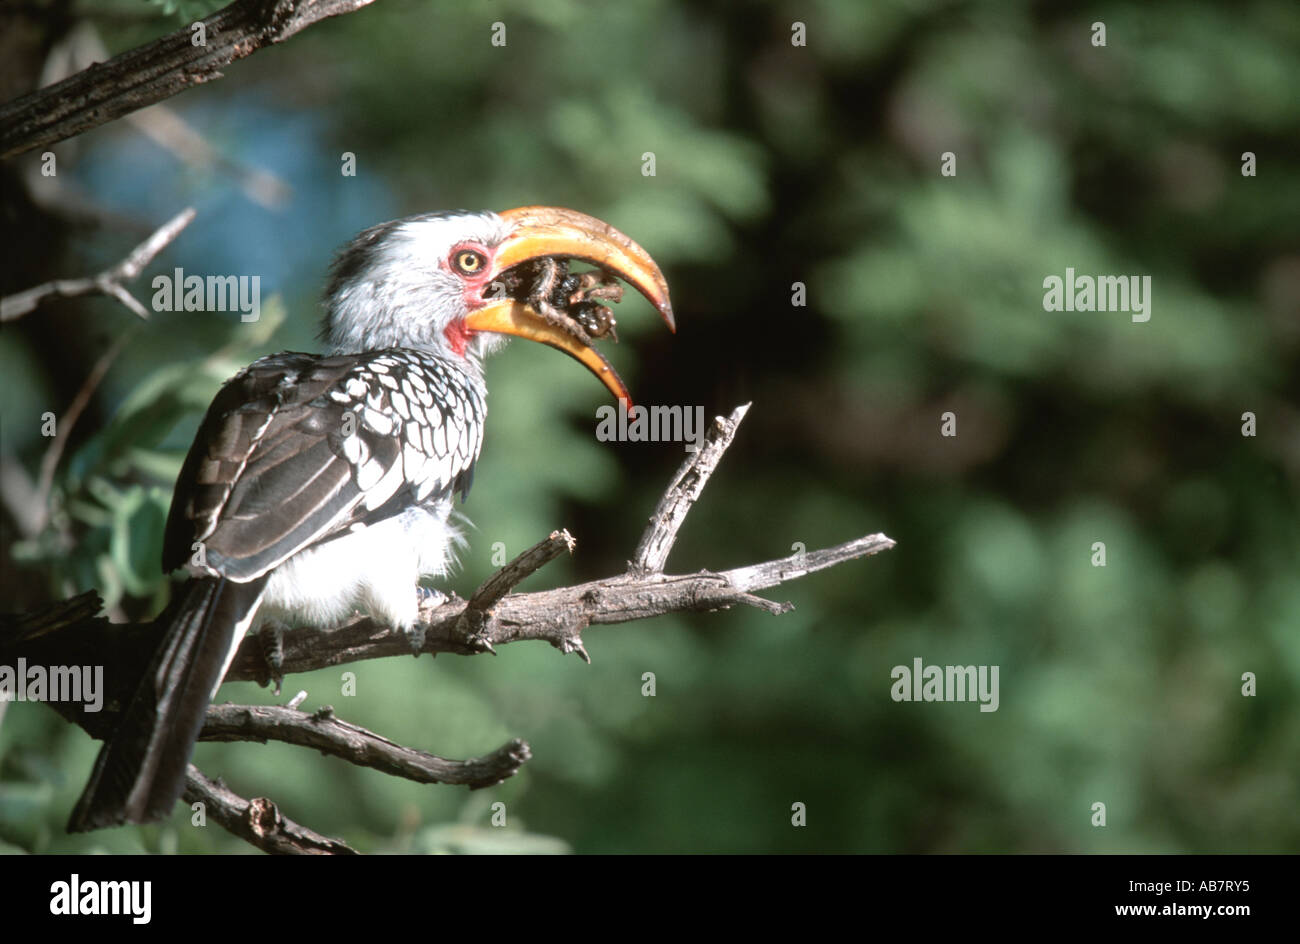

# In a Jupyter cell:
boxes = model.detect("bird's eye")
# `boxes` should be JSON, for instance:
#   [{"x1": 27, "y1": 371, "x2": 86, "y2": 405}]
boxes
[{"x1": 453, "y1": 249, "x2": 486, "y2": 275}]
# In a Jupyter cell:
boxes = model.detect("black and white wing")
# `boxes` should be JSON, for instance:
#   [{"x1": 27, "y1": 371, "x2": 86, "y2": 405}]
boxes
[{"x1": 161, "y1": 350, "x2": 485, "y2": 582}]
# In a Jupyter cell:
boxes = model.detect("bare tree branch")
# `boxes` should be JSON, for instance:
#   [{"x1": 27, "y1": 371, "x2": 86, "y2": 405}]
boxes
[
  {"x1": 466, "y1": 529, "x2": 576, "y2": 611},
  {"x1": 0, "y1": 0, "x2": 379, "y2": 159},
  {"x1": 182, "y1": 765, "x2": 357, "y2": 855},
  {"x1": 201, "y1": 703, "x2": 532, "y2": 789},
  {"x1": 33, "y1": 332, "x2": 132, "y2": 518},
  {"x1": 451, "y1": 529, "x2": 576, "y2": 655},
  {"x1": 2, "y1": 207, "x2": 196, "y2": 535},
  {"x1": 225, "y1": 531, "x2": 895, "y2": 681},
  {"x1": 630, "y1": 402, "x2": 750, "y2": 576},
  {"x1": 1, "y1": 206, "x2": 196, "y2": 321}
]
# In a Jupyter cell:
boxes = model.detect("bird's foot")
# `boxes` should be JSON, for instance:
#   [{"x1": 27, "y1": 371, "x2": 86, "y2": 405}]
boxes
[{"x1": 407, "y1": 586, "x2": 450, "y2": 654}]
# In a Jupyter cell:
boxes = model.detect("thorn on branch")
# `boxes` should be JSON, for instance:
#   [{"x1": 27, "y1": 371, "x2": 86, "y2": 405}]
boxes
[{"x1": 556, "y1": 631, "x2": 591, "y2": 663}]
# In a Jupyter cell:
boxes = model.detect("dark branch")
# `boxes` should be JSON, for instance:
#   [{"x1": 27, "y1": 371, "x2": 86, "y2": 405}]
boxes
[
  {"x1": 201, "y1": 703, "x2": 532, "y2": 789},
  {"x1": 0, "y1": 0, "x2": 378, "y2": 159},
  {"x1": 182, "y1": 765, "x2": 357, "y2": 855}
]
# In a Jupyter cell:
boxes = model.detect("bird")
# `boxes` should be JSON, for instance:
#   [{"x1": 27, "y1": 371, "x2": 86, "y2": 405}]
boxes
[{"x1": 67, "y1": 206, "x2": 674, "y2": 832}]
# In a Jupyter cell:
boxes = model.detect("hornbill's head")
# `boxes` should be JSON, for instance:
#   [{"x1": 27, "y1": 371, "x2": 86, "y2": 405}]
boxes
[{"x1": 322, "y1": 206, "x2": 674, "y2": 403}]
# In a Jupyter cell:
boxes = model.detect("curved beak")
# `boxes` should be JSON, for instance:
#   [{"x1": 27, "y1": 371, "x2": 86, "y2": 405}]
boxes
[
  {"x1": 463, "y1": 297, "x2": 635, "y2": 404},
  {"x1": 462, "y1": 206, "x2": 674, "y2": 405}
]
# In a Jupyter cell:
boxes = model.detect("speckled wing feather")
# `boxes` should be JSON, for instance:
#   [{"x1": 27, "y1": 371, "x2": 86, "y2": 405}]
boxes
[{"x1": 162, "y1": 349, "x2": 485, "y2": 582}]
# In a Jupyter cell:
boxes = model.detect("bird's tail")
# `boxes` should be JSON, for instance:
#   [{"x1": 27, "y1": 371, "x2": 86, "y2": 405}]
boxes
[{"x1": 68, "y1": 576, "x2": 268, "y2": 832}]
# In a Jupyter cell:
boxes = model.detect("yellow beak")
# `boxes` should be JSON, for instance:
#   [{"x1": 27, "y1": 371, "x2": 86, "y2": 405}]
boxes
[{"x1": 462, "y1": 206, "x2": 674, "y2": 405}]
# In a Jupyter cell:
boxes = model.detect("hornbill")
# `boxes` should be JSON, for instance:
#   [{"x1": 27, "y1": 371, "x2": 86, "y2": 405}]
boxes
[{"x1": 68, "y1": 206, "x2": 673, "y2": 832}]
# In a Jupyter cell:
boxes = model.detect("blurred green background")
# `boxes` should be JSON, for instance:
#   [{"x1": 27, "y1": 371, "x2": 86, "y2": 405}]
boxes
[{"x1": 1, "y1": 0, "x2": 1297, "y2": 853}]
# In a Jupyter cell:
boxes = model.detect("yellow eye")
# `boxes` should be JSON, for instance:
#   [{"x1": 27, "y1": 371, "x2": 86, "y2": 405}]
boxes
[{"x1": 453, "y1": 249, "x2": 485, "y2": 274}]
